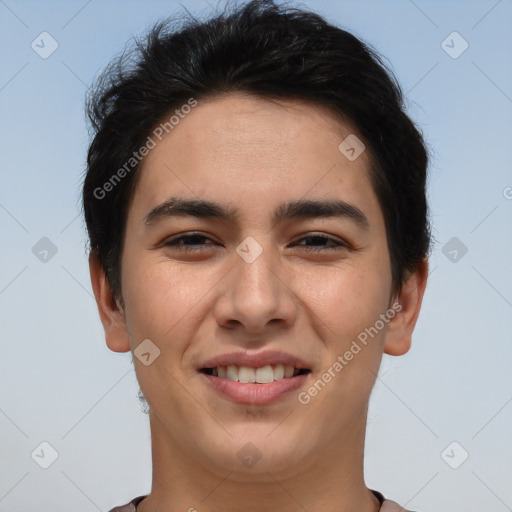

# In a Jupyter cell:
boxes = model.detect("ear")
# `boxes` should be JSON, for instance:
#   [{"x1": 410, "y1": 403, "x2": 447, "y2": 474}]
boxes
[
  {"x1": 383, "y1": 259, "x2": 428, "y2": 356},
  {"x1": 89, "y1": 251, "x2": 131, "y2": 353}
]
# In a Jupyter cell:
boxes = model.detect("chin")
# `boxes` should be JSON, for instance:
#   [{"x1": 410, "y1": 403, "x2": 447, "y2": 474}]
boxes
[{"x1": 198, "y1": 428, "x2": 311, "y2": 478}]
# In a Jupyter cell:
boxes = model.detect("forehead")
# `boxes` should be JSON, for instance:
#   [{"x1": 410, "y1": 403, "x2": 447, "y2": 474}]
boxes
[
  {"x1": 155, "y1": 93, "x2": 363, "y2": 172},
  {"x1": 128, "y1": 93, "x2": 382, "y2": 228}
]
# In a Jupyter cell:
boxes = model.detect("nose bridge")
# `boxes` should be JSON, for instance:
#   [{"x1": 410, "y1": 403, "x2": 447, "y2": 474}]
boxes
[
  {"x1": 234, "y1": 236, "x2": 281, "y2": 306},
  {"x1": 214, "y1": 236, "x2": 296, "y2": 332}
]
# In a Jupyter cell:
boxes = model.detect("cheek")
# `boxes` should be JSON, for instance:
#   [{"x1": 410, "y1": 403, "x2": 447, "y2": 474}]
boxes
[
  {"x1": 302, "y1": 269, "x2": 390, "y2": 415},
  {"x1": 293, "y1": 258, "x2": 391, "y2": 338},
  {"x1": 121, "y1": 252, "x2": 210, "y2": 343}
]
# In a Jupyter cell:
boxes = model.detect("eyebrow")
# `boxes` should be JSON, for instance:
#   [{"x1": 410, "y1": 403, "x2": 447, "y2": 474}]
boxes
[{"x1": 144, "y1": 196, "x2": 370, "y2": 230}]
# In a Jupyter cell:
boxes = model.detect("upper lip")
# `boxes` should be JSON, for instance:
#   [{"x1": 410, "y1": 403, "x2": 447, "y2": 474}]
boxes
[{"x1": 199, "y1": 350, "x2": 311, "y2": 370}]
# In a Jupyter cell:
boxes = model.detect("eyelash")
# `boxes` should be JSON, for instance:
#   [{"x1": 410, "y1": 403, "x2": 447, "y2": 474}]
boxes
[{"x1": 164, "y1": 232, "x2": 349, "y2": 252}]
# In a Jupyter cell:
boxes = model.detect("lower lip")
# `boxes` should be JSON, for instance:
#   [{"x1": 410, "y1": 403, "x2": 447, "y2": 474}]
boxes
[{"x1": 199, "y1": 372, "x2": 311, "y2": 405}]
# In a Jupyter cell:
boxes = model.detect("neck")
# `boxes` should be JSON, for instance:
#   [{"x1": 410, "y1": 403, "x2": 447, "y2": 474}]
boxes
[{"x1": 137, "y1": 407, "x2": 380, "y2": 512}]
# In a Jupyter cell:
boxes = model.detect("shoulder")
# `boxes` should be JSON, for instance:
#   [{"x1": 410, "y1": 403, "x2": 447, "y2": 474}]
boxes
[
  {"x1": 108, "y1": 493, "x2": 419, "y2": 512},
  {"x1": 381, "y1": 497, "x2": 419, "y2": 512},
  {"x1": 107, "y1": 495, "x2": 147, "y2": 512},
  {"x1": 372, "y1": 489, "x2": 419, "y2": 512}
]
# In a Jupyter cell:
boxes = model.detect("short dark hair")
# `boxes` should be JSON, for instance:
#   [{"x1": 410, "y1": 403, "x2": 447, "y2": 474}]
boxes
[{"x1": 82, "y1": 0, "x2": 431, "y2": 301}]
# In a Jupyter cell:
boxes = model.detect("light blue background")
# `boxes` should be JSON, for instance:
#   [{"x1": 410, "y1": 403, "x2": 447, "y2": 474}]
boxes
[{"x1": 1, "y1": 1, "x2": 511, "y2": 511}]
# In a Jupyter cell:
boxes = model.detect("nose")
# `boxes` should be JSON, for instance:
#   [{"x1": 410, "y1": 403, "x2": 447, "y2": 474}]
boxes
[{"x1": 212, "y1": 240, "x2": 298, "y2": 337}]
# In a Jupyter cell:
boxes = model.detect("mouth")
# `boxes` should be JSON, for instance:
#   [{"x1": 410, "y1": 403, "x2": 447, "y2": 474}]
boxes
[
  {"x1": 199, "y1": 365, "x2": 312, "y2": 405},
  {"x1": 197, "y1": 351, "x2": 313, "y2": 404},
  {"x1": 200, "y1": 365, "x2": 312, "y2": 383}
]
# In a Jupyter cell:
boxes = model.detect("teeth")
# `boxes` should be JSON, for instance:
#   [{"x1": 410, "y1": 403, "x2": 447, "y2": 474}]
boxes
[
  {"x1": 273, "y1": 364, "x2": 285, "y2": 380},
  {"x1": 255, "y1": 366, "x2": 274, "y2": 383},
  {"x1": 238, "y1": 366, "x2": 256, "y2": 383},
  {"x1": 213, "y1": 364, "x2": 302, "y2": 383},
  {"x1": 226, "y1": 365, "x2": 239, "y2": 381}
]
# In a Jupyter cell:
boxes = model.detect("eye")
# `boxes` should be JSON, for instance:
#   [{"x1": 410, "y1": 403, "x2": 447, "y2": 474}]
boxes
[
  {"x1": 163, "y1": 232, "x2": 350, "y2": 253},
  {"x1": 292, "y1": 233, "x2": 349, "y2": 251},
  {"x1": 164, "y1": 233, "x2": 216, "y2": 251}
]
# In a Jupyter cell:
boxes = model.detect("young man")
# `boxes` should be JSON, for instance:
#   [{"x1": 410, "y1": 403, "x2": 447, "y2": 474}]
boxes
[{"x1": 83, "y1": 1, "x2": 430, "y2": 510}]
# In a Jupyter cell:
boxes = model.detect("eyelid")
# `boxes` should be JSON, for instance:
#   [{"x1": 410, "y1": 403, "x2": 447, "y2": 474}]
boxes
[
  {"x1": 292, "y1": 232, "x2": 350, "y2": 247},
  {"x1": 163, "y1": 231, "x2": 216, "y2": 246},
  {"x1": 163, "y1": 231, "x2": 352, "y2": 250}
]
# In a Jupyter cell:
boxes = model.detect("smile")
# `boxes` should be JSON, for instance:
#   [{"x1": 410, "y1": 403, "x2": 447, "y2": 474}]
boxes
[
  {"x1": 199, "y1": 365, "x2": 312, "y2": 405},
  {"x1": 201, "y1": 364, "x2": 311, "y2": 383}
]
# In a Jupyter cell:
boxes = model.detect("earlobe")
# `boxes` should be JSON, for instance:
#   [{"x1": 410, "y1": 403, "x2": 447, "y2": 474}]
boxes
[
  {"x1": 89, "y1": 252, "x2": 131, "y2": 353},
  {"x1": 383, "y1": 259, "x2": 428, "y2": 356}
]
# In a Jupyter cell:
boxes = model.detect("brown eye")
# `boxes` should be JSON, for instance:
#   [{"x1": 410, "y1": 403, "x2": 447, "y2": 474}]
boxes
[
  {"x1": 293, "y1": 234, "x2": 349, "y2": 251},
  {"x1": 164, "y1": 233, "x2": 216, "y2": 251}
]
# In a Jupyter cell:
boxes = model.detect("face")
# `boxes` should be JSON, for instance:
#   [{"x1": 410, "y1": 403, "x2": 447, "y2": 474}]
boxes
[{"x1": 93, "y1": 92, "x2": 424, "y2": 481}]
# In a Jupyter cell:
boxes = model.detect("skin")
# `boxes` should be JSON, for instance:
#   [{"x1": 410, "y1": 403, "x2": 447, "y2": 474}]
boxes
[{"x1": 90, "y1": 92, "x2": 428, "y2": 512}]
